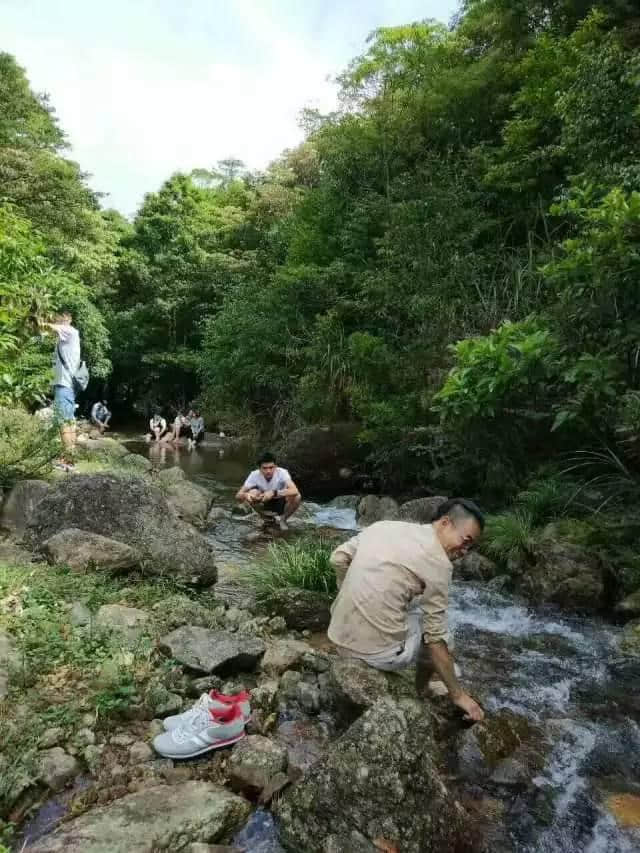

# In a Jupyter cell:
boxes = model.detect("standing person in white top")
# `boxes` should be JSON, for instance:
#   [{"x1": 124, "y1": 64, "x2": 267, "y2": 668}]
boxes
[
  {"x1": 39, "y1": 308, "x2": 81, "y2": 466},
  {"x1": 235, "y1": 452, "x2": 301, "y2": 530}
]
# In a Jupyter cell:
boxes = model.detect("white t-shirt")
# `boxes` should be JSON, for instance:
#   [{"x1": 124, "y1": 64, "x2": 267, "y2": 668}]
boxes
[
  {"x1": 150, "y1": 416, "x2": 167, "y2": 432},
  {"x1": 243, "y1": 466, "x2": 292, "y2": 493}
]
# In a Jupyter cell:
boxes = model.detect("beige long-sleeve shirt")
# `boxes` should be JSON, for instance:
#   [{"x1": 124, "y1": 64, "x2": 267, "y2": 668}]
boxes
[{"x1": 327, "y1": 520, "x2": 452, "y2": 655}]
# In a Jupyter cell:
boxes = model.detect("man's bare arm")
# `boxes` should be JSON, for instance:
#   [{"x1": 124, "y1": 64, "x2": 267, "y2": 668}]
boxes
[{"x1": 425, "y1": 641, "x2": 484, "y2": 721}]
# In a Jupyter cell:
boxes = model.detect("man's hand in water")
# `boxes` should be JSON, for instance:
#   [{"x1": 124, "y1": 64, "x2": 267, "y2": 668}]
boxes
[{"x1": 452, "y1": 691, "x2": 485, "y2": 722}]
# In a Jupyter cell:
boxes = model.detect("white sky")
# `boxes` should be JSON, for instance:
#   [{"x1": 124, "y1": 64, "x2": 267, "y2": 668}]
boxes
[{"x1": 1, "y1": 0, "x2": 459, "y2": 216}]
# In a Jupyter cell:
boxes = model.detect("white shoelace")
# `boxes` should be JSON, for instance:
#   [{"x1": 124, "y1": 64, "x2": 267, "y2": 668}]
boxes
[{"x1": 172, "y1": 706, "x2": 214, "y2": 744}]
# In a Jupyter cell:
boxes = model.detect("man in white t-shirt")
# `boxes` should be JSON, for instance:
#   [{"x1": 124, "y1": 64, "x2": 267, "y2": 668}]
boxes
[{"x1": 236, "y1": 452, "x2": 301, "y2": 531}]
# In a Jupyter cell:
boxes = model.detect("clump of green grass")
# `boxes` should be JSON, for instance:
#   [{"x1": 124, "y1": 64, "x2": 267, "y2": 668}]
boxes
[
  {"x1": 244, "y1": 539, "x2": 336, "y2": 604},
  {"x1": 483, "y1": 510, "x2": 536, "y2": 564}
]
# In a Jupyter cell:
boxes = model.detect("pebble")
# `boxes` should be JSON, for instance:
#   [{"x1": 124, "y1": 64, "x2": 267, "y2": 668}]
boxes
[
  {"x1": 268, "y1": 616, "x2": 287, "y2": 634},
  {"x1": 74, "y1": 727, "x2": 96, "y2": 747},
  {"x1": 148, "y1": 719, "x2": 165, "y2": 738},
  {"x1": 129, "y1": 741, "x2": 154, "y2": 764},
  {"x1": 296, "y1": 682, "x2": 321, "y2": 714},
  {"x1": 39, "y1": 727, "x2": 65, "y2": 749},
  {"x1": 110, "y1": 733, "x2": 134, "y2": 747}
]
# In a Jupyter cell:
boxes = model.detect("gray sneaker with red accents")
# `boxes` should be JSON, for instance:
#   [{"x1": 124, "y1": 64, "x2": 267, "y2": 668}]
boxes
[{"x1": 153, "y1": 704, "x2": 245, "y2": 759}]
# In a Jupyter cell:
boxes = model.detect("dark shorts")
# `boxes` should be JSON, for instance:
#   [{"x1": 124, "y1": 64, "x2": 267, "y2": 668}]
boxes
[
  {"x1": 193, "y1": 430, "x2": 204, "y2": 444},
  {"x1": 179, "y1": 425, "x2": 193, "y2": 439},
  {"x1": 262, "y1": 496, "x2": 286, "y2": 514}
]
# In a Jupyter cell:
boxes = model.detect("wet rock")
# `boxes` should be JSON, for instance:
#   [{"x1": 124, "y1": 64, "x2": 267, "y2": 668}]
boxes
[
  {"x1": 251, "y1": 679, "x2": 279, "y2": 712},
  {"x1": 276, "y1": 698, "x2": 471, "y2": 853},
  {"x1": 328, "y1": 657, "x2": 388, "y2": 716},
  {"x1": 37, "y1": 747, "x2": 80, "y2": 792},
  {"x1": 129, "y1": 741, "x2": 154, "y2": 764},
  {"x1": 189, "y1": 846, "x2": 243, "y2": 853},
  {"x1": 206, "y1": 505, "x2": 232, "y2": 525},
  {"x1": 357, "y1": 495, "x2": 399, "y2": 526},
  {"x1": 25, "y1": 474, "x2": 217, "y2": 586},
  {"x1": 329, "y1": 494, "x2": 361, "y2": 510},
  {"x1": 275, "y1": 717, "x2": 331, "y2": 776},
  {"x1": 486, "y1": 574, "x2": 511, "y2": 593},
  {"x1": 120, "y1": 452, "x2": 154, "y2": 473},
  {"x1": 0, "y1": 478, "x2": 50, "y2": 535},
  {"x1": 70, "y1": 601, "x2": 92, "y2": 627},
  {"x1": 262, "y1": 587, "x2": 332, "y2": 632},
  {"x1": 620, "y1": 618, "x2": 640, "y2": 655},
  {"x1": 517, "y1": 538, "x2": 606, "y2": 610},
  {"x1": 228, "y1": 734, "x2": 287, "y2": 794},
  {"x1": 165, "y1": 480, "x2": 213, "y2": 525},
  {"x1": 296, "y1": 681, "x2": 321, "y2": 714},
  {"x1": 278, "y1": 422, "x2": 365, "y2": 497},
  {"x1": 27, "y1": 781, "x2": 251, "y2": 852},
  {"x1": 457, "y1": 711, "x2": 544, "y2": 783},
  {"x1": 261, "y1": 639, "x2": 309, "y2": 676},
  {"x1": 278, "y1": 669, "x2": 302, "y2": 700},
  {"x1": 159, "y1": 627, "x2": 265, "y2": 674},
  {"x1": 0, "y1": 629, "x2": 19, "y2": 699},
  {"x1": 398, "y1": 496, "x2": 447, "y2": 524},
  {"x1": 615, "y1": 589, "x2": 640, "y2": 619},
  {"x1": 43, "y1": 528, "x2": 141, "y2": 573},
  {"x1": 96, "y1": 604, "x2": 150, "y2": 644},
  {"x1": 268, "y1": 615, "x2": 287, "y2": 633},
  {"x1": 302, "y1": 651, "x2": 331, "y2": 673},
  {"x1": 157, "y1": 466, "x2": 187, "y2": 485},
  {"x1": 605, "y1": 792, "x2": 640, "y2": 828},
  {"x1": 455, "y1": 551, "x2": 497, "y2": 581}
]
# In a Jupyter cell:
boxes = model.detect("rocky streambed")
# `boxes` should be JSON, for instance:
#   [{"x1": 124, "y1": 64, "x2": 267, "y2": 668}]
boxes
[{"x1": 0, "y1": 438, "x2": 638, "y2": 852}]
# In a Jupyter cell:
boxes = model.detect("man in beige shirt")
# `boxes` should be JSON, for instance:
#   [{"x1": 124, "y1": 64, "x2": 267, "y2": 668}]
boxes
[{"x1": 328, "y1": 498, "x2": 485, "y2": 721}]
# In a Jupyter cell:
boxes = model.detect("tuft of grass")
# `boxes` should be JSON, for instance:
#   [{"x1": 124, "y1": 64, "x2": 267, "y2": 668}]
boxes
[
  {"x1": 515, "y1": 476, "x2": 576, "y2": 525},
  {"x1": 244, "y1": 538, "x2": 336, "y2": 605},
  {"x1": 483, "y1": 511, "x2": 536, "y2": 564}
]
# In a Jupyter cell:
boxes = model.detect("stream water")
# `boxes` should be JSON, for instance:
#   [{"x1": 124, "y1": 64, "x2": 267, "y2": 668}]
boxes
[{"x1": 19, "y1": 439, "x2": 639, "y2": 851}]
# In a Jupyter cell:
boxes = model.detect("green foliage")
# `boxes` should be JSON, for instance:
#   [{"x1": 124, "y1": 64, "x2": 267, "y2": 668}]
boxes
[
  {"x1": 483, "y1": 511, "x2": 536, "y2": 563},
  {"x1": 244, "y1": 539, "x2": 336, "y2": 605},
  {"x1": 0, "y1": 406, "x2": 60, "y2": 487}
]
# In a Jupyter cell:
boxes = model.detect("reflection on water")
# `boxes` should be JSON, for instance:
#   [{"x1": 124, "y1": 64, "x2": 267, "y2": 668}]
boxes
[{"x1": 124, "y1": 437, "x2": 254, "y2": 500}]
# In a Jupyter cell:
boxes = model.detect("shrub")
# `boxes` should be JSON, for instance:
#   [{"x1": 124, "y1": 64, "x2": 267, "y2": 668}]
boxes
[
  {"x1": 245, "y1": 538, "x2": 336, "y2": 605},
  {"x1": 0, "y1": 406, "x2": 60, "y2": 488}
]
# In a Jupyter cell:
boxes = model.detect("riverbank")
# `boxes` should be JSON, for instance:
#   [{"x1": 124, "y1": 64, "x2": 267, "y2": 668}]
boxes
[{"x1": 1, "y1": 438, "x2": 640, "y2": 851}]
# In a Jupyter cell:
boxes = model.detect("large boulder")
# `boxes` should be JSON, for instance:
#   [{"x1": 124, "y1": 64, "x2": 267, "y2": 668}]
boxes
[
  {"x1": 37, "y1": 747, "x2": 80, "y2": 792},
  {"x1": 261, "y1": 639, "x2": 310, "y2": 676},
  {"x1": 398, "y1": 496, "x2": 447, "y2": 524},
  {"x1": 25, "y1": 474, "x2": 216, "y2": 585},
  {"x1": 164, "y1": 480, "x2": 213, "y2": 525},
  {"x1": 27, "y1": 781, "x2": 250, "y2": 853},
  {"x1": 455, "y1": 551, "x2": 498, "y2": 582},
  {"x1": 356, "y1": 495, "x2": 399, "y2": 526},
  {"x1": 457, "y1": 711, "x2": 546, "y2": 785},
  {"x1": 227, "y1": 734, "x2": 287, "y2": 795},
  {"x1": 275, "y1": 697, "x2": 472, "y2": 853},
  {"x1": 615, "y1": 589, "x2": 640, "y2": 619},
  {"x1": 278, "y1": 423, "x2": 366, "y2": 497},
  {"x1": 159, "y1": 627, "x2": 265, "y2": 674},
  {"x1": 261, "y1": 588, "x2": 332, "y2": 632},
  {"x1": 42, "y1": 528, "x2": 141, "y2": 573},
  {"x1": 0, "y1": 479, "x2": 51, "y2": 535},
  {"x1": 516, "y1": 539, "x2": 607, "y2": 610}
]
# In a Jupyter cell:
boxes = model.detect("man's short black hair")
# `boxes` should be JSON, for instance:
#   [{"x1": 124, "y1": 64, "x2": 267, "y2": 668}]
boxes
[
  {"x1": 434, "y1": 497, "x2": 485, "y2": 530},
  {"x1": 257, "y1": 451, "x2": 277, "y2": 466},
  {"x1": 57, "y1": 306, "x2": 73, "y2": 317}
]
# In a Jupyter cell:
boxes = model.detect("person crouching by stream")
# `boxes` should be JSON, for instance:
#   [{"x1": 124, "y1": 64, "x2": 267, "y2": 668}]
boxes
[
  {"x1": 327, "y1": 498, "x2": 486, "y2": 722},
  {"x1": 146, "y1": 412, "x2": 169, "y2": 442},
  {"x1": 235, "y1": 452, "x2": 301, "y2": 531}
]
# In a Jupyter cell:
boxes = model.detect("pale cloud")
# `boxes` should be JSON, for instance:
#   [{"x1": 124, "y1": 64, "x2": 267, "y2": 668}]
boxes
[{"x1": 1, "y1": 0, "x2": 459, "y2": 215}]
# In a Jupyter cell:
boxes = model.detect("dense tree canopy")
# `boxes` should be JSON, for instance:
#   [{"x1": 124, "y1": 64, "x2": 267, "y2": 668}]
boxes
[{"x1": 2, "y1": 1, "x2": 640, "y2": 498}]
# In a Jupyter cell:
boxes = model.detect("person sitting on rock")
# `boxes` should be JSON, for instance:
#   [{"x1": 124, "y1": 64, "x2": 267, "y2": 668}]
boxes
[
  {"x1": 146, "y1": 412, "x2": 168, "y2": 442},
  {"x1": 188, "y1": 410, "x2": 205, "y2": 449},
  {"x1": 235, "y1": 451, "x2": 301, "y2": 531},
  {"x1": 170, "y1": 410, "x2": 191, "y2": 443},
  {"x1": 328, "y1": 498, "x2": 486, "y2": 722},
  {"x1": 90, "y1": 400, "x2": 112, "y2": 434}
]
